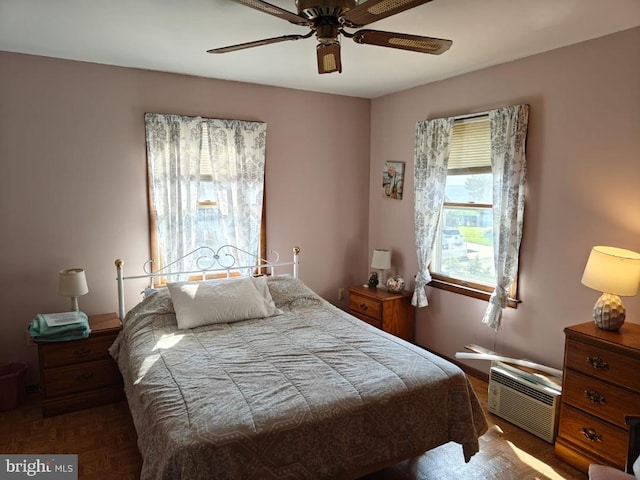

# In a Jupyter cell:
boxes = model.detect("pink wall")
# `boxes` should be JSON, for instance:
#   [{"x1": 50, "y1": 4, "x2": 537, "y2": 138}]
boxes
[
  {"x1": 2, "y1": 28, "x2": 638, "y2": 386},
  {"x1": 0, "y1": 53, "x2": 371, "y2": 383},
  {"x1": 369, "y1": 27, "x2": 640, "y2": 373}
]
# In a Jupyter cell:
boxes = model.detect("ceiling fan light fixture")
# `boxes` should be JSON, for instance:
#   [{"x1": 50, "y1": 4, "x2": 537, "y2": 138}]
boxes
[{"x1": 317, "y1": 42, "x2": 342, "y2": 74}]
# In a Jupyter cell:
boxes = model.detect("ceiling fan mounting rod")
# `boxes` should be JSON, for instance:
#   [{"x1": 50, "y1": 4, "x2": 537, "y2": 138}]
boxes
[
  {"x1": 314, "y1": 18, "x2": 342, "y2": 44},
  {"x1": 296, "y1": 0, "x2": 356, "y2": 20}
]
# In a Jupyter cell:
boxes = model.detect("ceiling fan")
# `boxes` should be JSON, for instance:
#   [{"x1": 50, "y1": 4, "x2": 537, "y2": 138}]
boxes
[{"x1": 207, "y1": 0, "x2": 452, "y2": 74}]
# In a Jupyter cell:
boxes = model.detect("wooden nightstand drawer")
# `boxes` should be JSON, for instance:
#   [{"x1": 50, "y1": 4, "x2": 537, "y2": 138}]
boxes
[
  {"x1": 41, "y1": 359, "x2": 122, "y2": 397},
  {"x1": 565, "y1": 338, "x2": 640, "y2": 391},
  {"x1": 563, "y1": 369, "x2": 640, "y2": 428},
  {"x1": 39, "y1": 336, "x2": 115, "y2": 368},
  {"x1": 350, "y1": 311, "x2": 382, "y2": 329},
  {"x1": 349, "y1": 293, "x2": 381, "y2": 321},
  {"x1": 348, "y1": 286, "x2": 414, "y2": 341},
  {"x1": 557, "y1": 404, "x2": 627, "y2": 469},
  {"x1": 36, "y1": 313, "x2": 123, "y2": 416}
]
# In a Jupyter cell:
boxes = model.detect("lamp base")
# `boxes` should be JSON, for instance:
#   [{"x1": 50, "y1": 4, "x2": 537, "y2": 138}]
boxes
[{"x1": 592, "y1": 293, "x2": 626, "y2": 331}]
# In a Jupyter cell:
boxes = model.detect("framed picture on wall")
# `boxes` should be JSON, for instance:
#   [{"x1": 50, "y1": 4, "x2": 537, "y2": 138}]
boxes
[{"x1": 383, "y1": 161, "x2": 404, "y2": 200}]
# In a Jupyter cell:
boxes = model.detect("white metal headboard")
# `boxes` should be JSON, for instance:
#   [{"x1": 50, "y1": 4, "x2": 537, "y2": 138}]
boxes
[{"x1": 115, "y1": 245, "x2": 300, "y2": 320}]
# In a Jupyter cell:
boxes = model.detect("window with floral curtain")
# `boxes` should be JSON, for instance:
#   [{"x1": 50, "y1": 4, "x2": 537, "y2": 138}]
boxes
[
  {"x1": 413, "y1": 105, "x2": 529, "y2": 330},
  {"x1": 144, "y1": 113, "x2": 267, "y2": 283}
]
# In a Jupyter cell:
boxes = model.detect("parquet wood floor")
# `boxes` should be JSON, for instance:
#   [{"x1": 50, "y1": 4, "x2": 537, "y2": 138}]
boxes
[{"x1": 0, "y1": 375, "x2": 586, "y2": 479}]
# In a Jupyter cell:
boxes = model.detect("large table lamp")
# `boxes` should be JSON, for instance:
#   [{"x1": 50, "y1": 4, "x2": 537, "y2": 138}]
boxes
[
  {"x1": 59, "y1": 268, "x2": 89, "y2": 312},
  {"x1": 581, "y1": 246, "x2": 640, "y2": 331}
]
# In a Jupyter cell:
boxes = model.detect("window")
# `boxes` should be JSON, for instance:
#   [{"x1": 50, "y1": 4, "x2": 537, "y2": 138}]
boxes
[
  {"x1": 429, "y1": 116, "x2": 518, "y2": 306},
  {"x1": 145, "y1": 114, "x2": 267, "y2": 284}
]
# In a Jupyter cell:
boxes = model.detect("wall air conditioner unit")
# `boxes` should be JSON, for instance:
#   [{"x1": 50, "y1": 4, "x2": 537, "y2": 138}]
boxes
[{"x1": 488, "y1": 361, "x2": 562, "y2": 443}]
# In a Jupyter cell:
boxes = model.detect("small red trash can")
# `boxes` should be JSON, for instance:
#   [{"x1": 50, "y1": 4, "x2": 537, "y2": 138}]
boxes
[{"x1": 0, "y1": 362, "x2": 27, "y2": 410}]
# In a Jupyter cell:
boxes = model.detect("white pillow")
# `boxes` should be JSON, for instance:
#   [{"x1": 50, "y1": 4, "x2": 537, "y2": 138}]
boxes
[{"x1": 168, "y1": 276, "x2": 279, "y2": 329}]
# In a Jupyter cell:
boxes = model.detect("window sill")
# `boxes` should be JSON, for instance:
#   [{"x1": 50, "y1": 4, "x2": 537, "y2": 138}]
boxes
[{"x1": 428, "y1": 278, "x2": 519, "y2": 309}]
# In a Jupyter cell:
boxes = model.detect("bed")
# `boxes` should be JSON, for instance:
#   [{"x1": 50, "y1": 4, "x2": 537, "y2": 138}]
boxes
[{"x1": 110, "y1": 246, "x2": 488, "y2": 479}]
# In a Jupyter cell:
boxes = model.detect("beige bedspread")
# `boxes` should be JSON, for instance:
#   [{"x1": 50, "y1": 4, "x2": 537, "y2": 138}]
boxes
[{"x1": 110, "y1": 277, "x2": 487, "y2": 479}]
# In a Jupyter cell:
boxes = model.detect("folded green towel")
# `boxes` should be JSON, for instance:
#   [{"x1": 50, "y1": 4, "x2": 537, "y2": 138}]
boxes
[{"x1": 28, "y1": 312, "x2": 91, "y2": 342}]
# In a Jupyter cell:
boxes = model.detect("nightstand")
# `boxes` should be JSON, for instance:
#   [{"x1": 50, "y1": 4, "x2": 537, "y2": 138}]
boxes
[
  {"x1": 348, "y1": 285, "x2": 414, "y2": 341},
  {"x1": 36, "y1": 312, "x2": 124, "y2": 417},
  {"x1": 554, "y1": 321, "x2": 640, "y2": 473}
]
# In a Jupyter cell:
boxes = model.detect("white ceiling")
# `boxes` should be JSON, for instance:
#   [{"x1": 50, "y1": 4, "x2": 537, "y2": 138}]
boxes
[{"x1": 1, "y1": 0, "x2": 639, "y2": 98}]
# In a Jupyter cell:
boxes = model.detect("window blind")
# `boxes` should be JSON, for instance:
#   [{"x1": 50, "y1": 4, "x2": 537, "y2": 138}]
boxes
[
  {"x1": 200, "y1": 122, "x2": 213, "y2": 177},
  {"x1": 449, "y1": 116, "x2": 490, "y2": 170}
]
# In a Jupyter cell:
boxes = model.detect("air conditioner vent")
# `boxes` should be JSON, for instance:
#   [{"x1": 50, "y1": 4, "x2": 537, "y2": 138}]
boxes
[
  {"x1": 490, "y1": 369, "x2": 555, "y2": 405},
  {"x1": 488, "y1": 363, "x2": 561, "y2": 443}
]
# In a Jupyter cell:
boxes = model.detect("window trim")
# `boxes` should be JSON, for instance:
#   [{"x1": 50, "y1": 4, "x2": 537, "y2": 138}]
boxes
[{"x1": 429, "y1": 274, "x2": 520, "y2": 308}]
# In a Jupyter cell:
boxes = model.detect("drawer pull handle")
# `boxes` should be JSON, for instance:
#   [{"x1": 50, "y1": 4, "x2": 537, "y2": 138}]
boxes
[
  {"x1": 75, "y1": 348, "x2": 92, "y2": 357},
  {"x1": 581, "y1": 427, "x2": 602, "y2": 442},
  {"x1": 586, "y1": 356, "x2": 608, "y2": 370},
  {"x1": 584, "y1": 389, "x2": 606, "y2": 405},
  {"x1": 76, "y1": 373, "x2": 94, "y2": 382},
  {"x1": 359, "y1": 303, "x2": 368, "y2": 311}
]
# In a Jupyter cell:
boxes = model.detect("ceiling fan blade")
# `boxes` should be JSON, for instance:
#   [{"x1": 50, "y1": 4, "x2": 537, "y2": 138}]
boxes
[
  {"x1": 316, "y1": 43, "x2": 342, "y2": 74},
  {"x1": 230, "y1": 0, "x2": 310, "y2": 26},
  {"x1": 208, "y1": 32, "x2": 313, "y2": 54},
  {"x1": 352, "y1": 29, "x2": 452, "y2": 54},
  {"x1": 341, "y1": 0, "x2": 434, "y2": 27}
]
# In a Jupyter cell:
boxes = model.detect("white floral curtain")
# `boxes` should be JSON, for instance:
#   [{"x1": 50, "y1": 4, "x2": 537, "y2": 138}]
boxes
[
  {"x1": 204, "y1": 119, "x2": 267, "y2": 268},
  {"x1": 144, "y1": 114, "x2": 267, "y2": 277},
  {"x1": 413, "y1": 117, "x2": 454, "y2": 307},
  {"x1": 145, "y1": 113, "x2": 202, "y2": 274},
  {"x1": 481, "y1": 104, "x2": 529, "y2": 330}
]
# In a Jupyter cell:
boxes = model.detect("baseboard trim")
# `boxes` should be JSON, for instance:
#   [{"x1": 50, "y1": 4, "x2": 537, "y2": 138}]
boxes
[{"x1": 418, "y1": 346, "x2": 489, "y2": 383}]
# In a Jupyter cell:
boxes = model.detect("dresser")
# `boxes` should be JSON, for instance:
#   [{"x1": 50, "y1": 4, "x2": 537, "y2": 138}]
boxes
[
  {"x1": 348, "y1": 285, "x2": 414, "y2": 341},
  {"x1": 37, "y1": 312, "x2": 124, "y2": 417},
  {"x1": 554, "y1": 321, "x2": 640, "y2": 473}
]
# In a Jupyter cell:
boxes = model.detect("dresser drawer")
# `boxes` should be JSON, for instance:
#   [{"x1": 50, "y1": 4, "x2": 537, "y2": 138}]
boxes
[
  {"x1": 563, "y1": 369, "x2": 640, "y2": 428},
  {"x1": 565, "y1": 338, "x2": 640, "y2": 391},
  {"x1": 350, "y1": 311, "x2": 382, "y2": 329},
  {"x1": 39, "y1": 336, "x2": 116, "y2": 368},
  {"x1": 349, "y1": 293, "x2": 382, "y2": 322},
  {"x1": 557, "y1": 405, "x2": 628, "y2": 469},
  {"x1": 42, "y1": 359, "x2": 122, "y2": 397}
]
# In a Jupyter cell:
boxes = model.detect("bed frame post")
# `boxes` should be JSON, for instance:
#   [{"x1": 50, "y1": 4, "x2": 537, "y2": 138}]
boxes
[
  {"x1": 115, "y1": 259, "x2": 125, "y2": 320},
  {"x1": 293, "y1": 246, "x2": 300, "y2": 279}
]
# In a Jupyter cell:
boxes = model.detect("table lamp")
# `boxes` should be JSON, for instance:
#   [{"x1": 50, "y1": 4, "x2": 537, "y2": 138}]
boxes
[
  {"x1": 371, "y1": 249, "x2": 391, "y2": 288},
  {"x1": 581, "y1": 246, "x2": 640, "y2": 330},
  {"x1": 59, "y1": 268, "x2": 89, "y2": 312}
]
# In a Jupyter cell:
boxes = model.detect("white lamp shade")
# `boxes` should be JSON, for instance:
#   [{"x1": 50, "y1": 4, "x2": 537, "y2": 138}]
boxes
[
  {"x1": 581, "y1": 246, "x2": 640, "y2": 296},
  {"x1": 59, "y1": 268, "x2": 89, "y2": 297},
  {"x1": 371, "y1": 249, "x2": 391, "y2": 270}
]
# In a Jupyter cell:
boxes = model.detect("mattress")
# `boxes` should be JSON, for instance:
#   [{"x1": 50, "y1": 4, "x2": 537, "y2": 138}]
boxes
[{"x1": 110, "y1": 276, "x2": 488, "y2": 479}]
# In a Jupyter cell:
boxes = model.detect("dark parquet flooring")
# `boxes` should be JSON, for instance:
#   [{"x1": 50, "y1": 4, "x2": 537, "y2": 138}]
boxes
[{"x1": 0, "y1": 375, "x2": 586, "y2": 480}]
